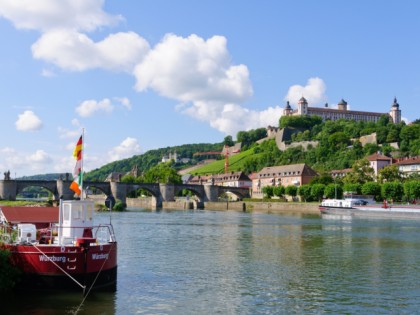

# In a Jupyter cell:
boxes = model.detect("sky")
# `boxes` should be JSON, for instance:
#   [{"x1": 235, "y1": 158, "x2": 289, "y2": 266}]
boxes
[{"x1": 0, "y1": 0, "x2": 420, "y2": 177}]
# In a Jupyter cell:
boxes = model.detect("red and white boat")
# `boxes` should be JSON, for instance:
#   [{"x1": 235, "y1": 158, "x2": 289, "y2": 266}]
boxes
[{"x1": 0, "y1": 199, "x2": 117, "y2": 293}]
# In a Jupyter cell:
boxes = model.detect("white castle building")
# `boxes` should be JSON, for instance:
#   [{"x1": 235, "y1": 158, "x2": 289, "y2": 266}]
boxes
[{"x1": 283, "y1": 97, "x2": 401, "y2": 124}]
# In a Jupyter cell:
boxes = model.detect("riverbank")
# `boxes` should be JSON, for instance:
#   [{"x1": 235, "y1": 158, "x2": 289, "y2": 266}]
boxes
[
  {"x1": 0, "y1": 198, "x2": 320, "y2": 214},
  {"x1": 126, "y1": 197, "x2": 320, "y2": 214}
]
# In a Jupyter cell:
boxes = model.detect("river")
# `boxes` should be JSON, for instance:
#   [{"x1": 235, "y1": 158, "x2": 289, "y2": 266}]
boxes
[{"x1": 3, "y1": 208, "x2": 420, "y2": 314}]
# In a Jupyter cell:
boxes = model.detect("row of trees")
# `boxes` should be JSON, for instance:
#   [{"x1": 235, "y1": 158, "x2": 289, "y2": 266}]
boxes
[{"x1": 263, "y1": 180, "x2": 420, "y2": 203}]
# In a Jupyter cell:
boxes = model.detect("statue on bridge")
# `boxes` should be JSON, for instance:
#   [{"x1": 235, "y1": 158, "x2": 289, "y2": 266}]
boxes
[{"x1": 3, "y1": 170, "x2": 10, "y2": 180}]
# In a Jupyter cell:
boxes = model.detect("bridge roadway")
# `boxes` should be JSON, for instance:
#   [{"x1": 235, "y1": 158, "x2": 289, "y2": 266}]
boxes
[{"x1": 0, "y1": 179, "x2": 250, "y2": 208}]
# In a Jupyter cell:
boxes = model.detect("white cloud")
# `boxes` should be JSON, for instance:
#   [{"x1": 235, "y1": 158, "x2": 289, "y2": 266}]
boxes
[
  {"x1": 75, "y1": 97, "x2": 133, "y2": 117},
  {"x1": 32, "y1": 30, "x2": 150, "y2": 72},
  {"x1": 76, "y1": 98, "x2": 113, "y2": 117},
  {"x1": 108, "y1": 137, "x2": 141, "y2": 162},
  {"x1": 402, "y1": 116, "x2": 410, "y2": 124},
  {"x1": 41, "y1": 68, "x2": 56, "y2": 77},
  {"x1": 28, "y1": 150, "x2": 52, "y2": 163},
  {"x1": 1, "y1": 0, "x2": 329, "y2": 138},
  {"x1": 0, "y1": 0, "x2": 121, "y2": 32},
  {"x1": 134, "y1": 34, "x2": 252, "y2": 103},
  {"x1": 185, "y1": 102, "x2": 284, "y2": 136},
  {"x1": 15, "y1": 110, "x2": 43, "y2": 132},
  {"x1": 284, "y1": 77, "x2": 327, "y2": 106},
  {"x1": 0, "y1": 147, "x2": 52, "y2": 175},
  {"x1": 58, "y1": 126, "x2": 81, "y2": 139},
  {"x1": 115, "y1": 97, "x2": 132, "y2": 110}
]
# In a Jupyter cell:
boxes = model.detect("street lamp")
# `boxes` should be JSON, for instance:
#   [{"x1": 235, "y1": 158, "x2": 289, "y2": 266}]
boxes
[{"x1": 334, "y1": 176, "x2": 337, "y2": 200}]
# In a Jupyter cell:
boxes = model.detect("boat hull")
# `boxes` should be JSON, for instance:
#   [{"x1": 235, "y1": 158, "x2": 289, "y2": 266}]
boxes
[
  {"x1": 6, "y1": 242, "x2": 117, "y2": 292},
  {"x1": 320, "y1": 205, "x2": 420, "y2": 219}
]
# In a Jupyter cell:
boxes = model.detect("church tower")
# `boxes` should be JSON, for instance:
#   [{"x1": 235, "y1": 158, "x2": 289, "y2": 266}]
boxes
[
  {"x1": 297, "y1": 97, "x2": 308, "y2": 115},
  {"x1": 389, "y1": 97, "x2": 401, "y2": 124}
]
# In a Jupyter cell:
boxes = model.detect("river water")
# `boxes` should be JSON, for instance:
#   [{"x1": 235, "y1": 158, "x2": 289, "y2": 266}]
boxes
[{"x1": 3, "y1": 208, "x2": 420, "y2": 314}]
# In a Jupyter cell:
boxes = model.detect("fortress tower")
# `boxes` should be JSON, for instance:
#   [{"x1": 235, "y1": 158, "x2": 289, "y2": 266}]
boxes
[
  {"x1": 337, "y1": 99, "x2": 348, "y2": 111},
  {"x1": 283, "y1": 101, "x2": 293, "y2": 116},
  {"x1": 297, "y1": 97, "x2": 308, "y2": 115}
]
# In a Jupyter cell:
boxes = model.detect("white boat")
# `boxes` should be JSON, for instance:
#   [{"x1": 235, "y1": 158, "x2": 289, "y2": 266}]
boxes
[{"x1": 319, "y1": 198, "x2": 420, "y2": 219}]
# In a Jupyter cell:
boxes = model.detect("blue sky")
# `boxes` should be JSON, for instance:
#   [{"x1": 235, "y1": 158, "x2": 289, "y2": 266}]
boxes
[{"x1": 0, "y1": 0, "x2": 419, "y2": 177}]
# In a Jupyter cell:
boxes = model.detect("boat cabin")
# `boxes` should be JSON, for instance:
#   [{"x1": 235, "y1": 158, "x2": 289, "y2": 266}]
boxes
[
  {"x1": 58, "y1": 200, "x2": 95, "y2": 246},
  {"x1": 321, "y1": 198, "x2": 368, "y2": 208}
]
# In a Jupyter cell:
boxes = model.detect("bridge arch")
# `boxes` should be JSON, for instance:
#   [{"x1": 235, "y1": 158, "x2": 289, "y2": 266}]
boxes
[
  {"x1": 173, "y1": 184, "x2": 205, "y2": 202},
  {"x1": 16, "y1": 180, "x2": 59, "y2": 200}
]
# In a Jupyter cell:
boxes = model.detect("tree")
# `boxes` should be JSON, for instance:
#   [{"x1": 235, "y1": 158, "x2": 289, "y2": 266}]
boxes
[
  {"x1": 273, "y1": 186, "x2": 285, "y2": 198},
  {"x1": 285, "y1": 185, "x2": 298, "y2": 199},
  {"x1": 311, "y1": 184, "x2": 326, "y2": 202},
  {"x1": 310, "y1": 174, "x2": 334, "y2": 185},
  {"x1": 262, "y1": 186, "x2": 274, "y2": 199},
  {"x1": 324, "y1": 183, "x2": 343, "y2": 199},
  {"x1": 143, "y1": 162, "x2": 182, "y2": 184},
  {"x1": 279, "y1": 115, "x2": 322, "y2": 129},
  {"x1": 343, "y1": 159, "x2": 375, "y2": 184},
  {"x1": 121, "y1": 174, "x2": 136, "y2": 183},
  {"x1": 298, "y1": 185, "x2": 312, "y2": 202},
  {"x1": 223, "y1": 135, "x2": 234, "y2": 147},
  {"x1": 328, "y1": 132, "x2": 350, "y2": 149},
  {"x1": 361, "y1": 182, "x2": 381, "y2": 200},
  {"x1": 377, "y1": 165, "x2": 403, "y2": 184},
  {"x1": 381, "y1": 182, "x2": 404, "y2": 202},
  {"x1": 404, "y1": 181, "x2": 420, "y2": 202},
  {"x1": 343, "y1": 183, "x2": 361, "y2": 195}
]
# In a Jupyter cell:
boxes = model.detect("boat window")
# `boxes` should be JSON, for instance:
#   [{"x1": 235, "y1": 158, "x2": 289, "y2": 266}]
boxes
[
  {"x1": 86, "y1": 204, "x2": 93, "y2": 221},
  {"x1": 72, "y1": 205, "x2": 83, "y2": 220},
  {"x1": 63, "y1": 206, "x2": 70, "y2": 221}
]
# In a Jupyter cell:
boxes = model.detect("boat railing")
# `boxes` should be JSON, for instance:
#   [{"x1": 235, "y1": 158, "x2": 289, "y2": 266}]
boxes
[{"x1": 37, "y1": 223, "x2": 116, "y2": 245}]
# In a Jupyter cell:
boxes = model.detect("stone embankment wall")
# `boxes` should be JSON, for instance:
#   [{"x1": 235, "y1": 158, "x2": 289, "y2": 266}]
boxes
[
  {"x1": 204, "y1": 201, "x2": 319, "y2": 214},
  {"x1": 126, "y1": 197, "x2": 319, "y2": 214}
]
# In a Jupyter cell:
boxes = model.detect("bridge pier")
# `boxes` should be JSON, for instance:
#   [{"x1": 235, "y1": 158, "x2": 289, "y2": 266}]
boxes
[
  {"x1": 110, "y1": 181, "x2": 127, "y2": 204},
  {"x1": 204, "y1": 185, "x2": 219, "y2": 202},
  {"x1": 0, "y1": 180, "x2": 17, "y2": 200},
  {"x1": 56, "y1": 178, "x2": 75, "y2": 200}
]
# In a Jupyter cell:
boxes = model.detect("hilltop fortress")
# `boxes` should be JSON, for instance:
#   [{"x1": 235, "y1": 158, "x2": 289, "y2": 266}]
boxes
[{"x1": 283, "y1": 97, "x2": 402, "y2": 124}]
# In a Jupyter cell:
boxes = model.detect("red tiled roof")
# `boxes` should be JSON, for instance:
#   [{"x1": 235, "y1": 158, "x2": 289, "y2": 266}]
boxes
[
  {"x1": 0, "y1": 206, "x2": 58, "y2": 224},
  {"x1": 366, "y1": 153, "x2": 392, "y2": 161},
  {"x1": 394, "y1": 156, "x2": 420, "y2": 165}
]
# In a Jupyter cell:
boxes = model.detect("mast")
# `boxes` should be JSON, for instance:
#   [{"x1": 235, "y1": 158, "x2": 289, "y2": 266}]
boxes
[{"x1": 80, "y1": 129, "x2": 85, "y2": 200}]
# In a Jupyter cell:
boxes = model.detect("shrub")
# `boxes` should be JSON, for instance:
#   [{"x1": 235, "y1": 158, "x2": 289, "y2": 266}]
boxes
[{"x1": 113, "y1": 200, "x2": 127, "y2": 211}]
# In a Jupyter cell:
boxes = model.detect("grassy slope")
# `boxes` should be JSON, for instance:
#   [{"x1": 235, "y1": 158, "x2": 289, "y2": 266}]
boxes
[{"x1": 189, "y1": 149, "x2": 261, "y2": 175}]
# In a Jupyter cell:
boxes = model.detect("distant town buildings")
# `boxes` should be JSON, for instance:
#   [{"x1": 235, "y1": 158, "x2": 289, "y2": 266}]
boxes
[
  {"x1": 394, "y1": 156, "x2": 420, "y2": 177},
  {"x1": 330, "y1": 153, "x2": 420, "y2": 180},
  {"x1": 283, "y1": 97, "x2": 402, "y2": 124},
  {"x1": 188, "y1": 171, "x2": 252, "y2": 188},
  {"x1": 252, "y1": 163, "x2": 318, "y2": 195},
  {"x1": 162, "y1": 151, "x2": 191, "y2": 164}
]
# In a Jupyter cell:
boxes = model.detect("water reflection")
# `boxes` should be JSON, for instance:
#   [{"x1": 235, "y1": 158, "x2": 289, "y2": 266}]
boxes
[{"x1": 4, "y1": 209, "x2": 420, "y2": 314}]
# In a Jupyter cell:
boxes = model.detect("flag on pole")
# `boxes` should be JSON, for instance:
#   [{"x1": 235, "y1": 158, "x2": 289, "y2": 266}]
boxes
[{"x1": 70, "y1": 135, "x2": 83, "y2": 196}]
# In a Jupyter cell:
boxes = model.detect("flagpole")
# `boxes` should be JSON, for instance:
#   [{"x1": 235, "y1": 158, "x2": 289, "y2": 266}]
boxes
[{"x1": 80, "y1": 128, "x2": 85, "y2": 200}]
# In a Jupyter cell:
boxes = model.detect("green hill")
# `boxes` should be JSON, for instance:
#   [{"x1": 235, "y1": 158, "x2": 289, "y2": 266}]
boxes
[
  {"x1": 85, "y1": 142, "x2": 224, "y2": 181},
  {"x1": 25, "y1": 117, "x2": 419, "y2": 181}
]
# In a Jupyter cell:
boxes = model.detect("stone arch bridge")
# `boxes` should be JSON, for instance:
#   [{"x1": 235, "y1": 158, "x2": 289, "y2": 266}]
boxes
[{"x1": 0, "y1": 179, "x2": 250, "y2": 208}]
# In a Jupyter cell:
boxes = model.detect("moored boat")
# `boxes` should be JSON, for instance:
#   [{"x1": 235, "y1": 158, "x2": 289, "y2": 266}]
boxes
[
  {"x1": 319, "y1": 198, "x2": 420, "y2": 219},
  {"x1": 0, "y1": 199, "x2": 117, "y2": 292}
]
